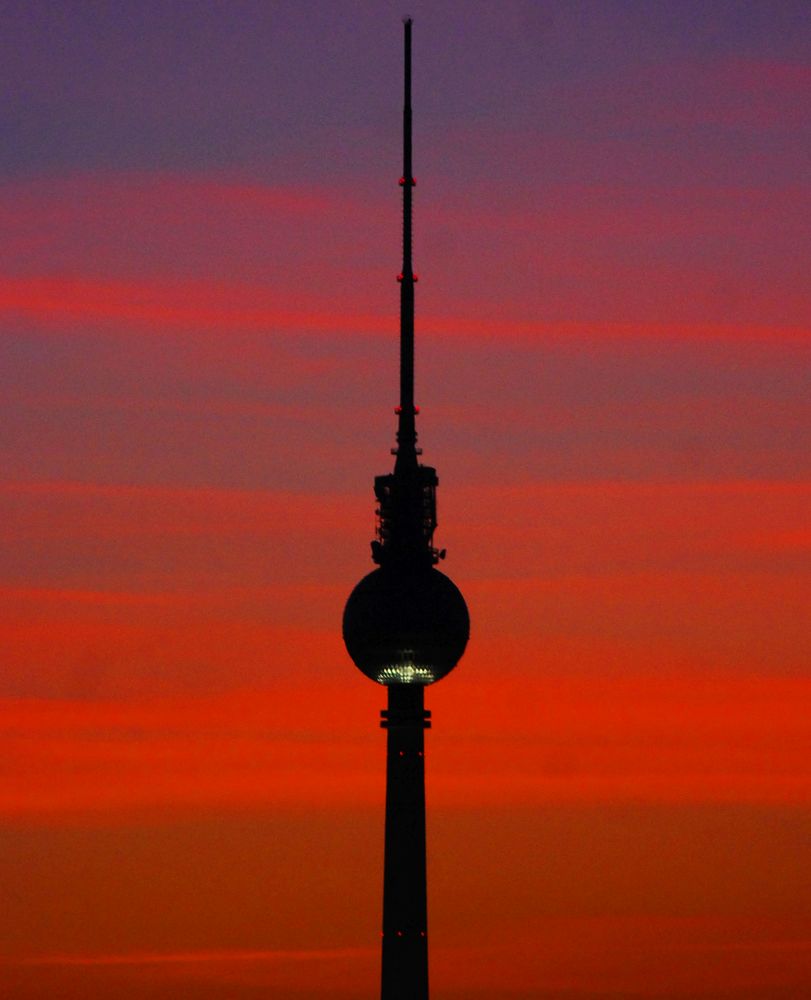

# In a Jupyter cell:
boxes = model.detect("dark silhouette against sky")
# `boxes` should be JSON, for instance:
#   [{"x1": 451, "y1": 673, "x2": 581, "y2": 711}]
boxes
[{"x1": 1, "y1": 3, "x2": 809, "y2": 998}]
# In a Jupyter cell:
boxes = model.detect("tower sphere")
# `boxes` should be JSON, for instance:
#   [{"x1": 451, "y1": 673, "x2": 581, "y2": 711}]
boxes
[{"x1": 343, "y1": 567, "x2": 469, "y2": 685}]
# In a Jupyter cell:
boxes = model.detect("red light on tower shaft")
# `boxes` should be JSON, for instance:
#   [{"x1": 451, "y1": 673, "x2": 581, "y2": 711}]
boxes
[{"x1": 342, "y1": 17, "x2": 469, "y2": 1000}]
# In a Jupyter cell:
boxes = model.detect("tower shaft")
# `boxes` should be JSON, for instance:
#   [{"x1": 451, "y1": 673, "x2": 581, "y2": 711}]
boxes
[{"x1": 380, "y1": 684, "x2": 430, "y2": 1000}]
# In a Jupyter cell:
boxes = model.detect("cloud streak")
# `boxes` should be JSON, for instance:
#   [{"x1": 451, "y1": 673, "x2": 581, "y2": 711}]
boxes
[
  {"x1": 3, "y1": 672, "x2": 809, "y2": 820},
  {"x1": 13, "y1": 946, "x2": 370, "y2": 967}
]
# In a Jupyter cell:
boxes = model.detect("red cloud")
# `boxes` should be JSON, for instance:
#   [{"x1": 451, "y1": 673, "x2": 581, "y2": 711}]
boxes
[
  {"x1": 1, "y1": 274, "x2": 806, "y2": 344},
  {"x1": 2, "y1": 671, "x2": 809, "y2": 822}
]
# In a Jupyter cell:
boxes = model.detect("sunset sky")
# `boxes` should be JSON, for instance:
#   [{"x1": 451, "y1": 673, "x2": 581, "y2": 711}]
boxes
[{"x1": 1, "y1": 2, "x2": 810, "y2": 998}]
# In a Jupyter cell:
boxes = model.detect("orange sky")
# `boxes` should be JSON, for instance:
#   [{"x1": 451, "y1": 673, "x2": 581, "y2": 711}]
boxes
[{"x1": 2, "y1": 2, "x2": 810, "y2": 998}]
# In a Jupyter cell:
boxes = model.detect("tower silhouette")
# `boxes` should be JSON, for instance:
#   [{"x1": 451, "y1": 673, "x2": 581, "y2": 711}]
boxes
[{"x1": 343, "y1": 19, "x2": 469, "y2": 1000}]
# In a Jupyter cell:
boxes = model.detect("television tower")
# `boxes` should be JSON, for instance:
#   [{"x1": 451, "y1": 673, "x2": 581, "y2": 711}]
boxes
[{"x1": 343, "y1": 18, "x2": 470, "y2": 1000}]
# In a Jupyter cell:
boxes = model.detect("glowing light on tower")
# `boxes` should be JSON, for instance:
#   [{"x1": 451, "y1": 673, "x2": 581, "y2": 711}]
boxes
[{"x1": 342, "y1": 18, "x2": 469, "y2": 1000}]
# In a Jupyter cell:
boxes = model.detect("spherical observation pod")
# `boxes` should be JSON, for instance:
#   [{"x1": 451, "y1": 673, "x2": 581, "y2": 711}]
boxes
[{"x1": 343, "y1": 567, "x2": 469, "y2": 684}]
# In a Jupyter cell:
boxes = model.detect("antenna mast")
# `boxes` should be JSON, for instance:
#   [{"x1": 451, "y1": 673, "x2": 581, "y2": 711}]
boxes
[
  {"x1": 370, "y1": 17, "x2": 441, "y2": 568},
  {"x1": 397, "y1": 16, "x2": 417, "y2": 469}
]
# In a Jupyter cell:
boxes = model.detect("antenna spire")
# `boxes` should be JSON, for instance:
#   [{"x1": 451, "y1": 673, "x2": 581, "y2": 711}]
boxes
[
  {"x1": 369, "y1": 17, "x2": 441, "y2": 570},
  {"x1": 396, "y1": 16, "x2": 417, "y2": 469}
]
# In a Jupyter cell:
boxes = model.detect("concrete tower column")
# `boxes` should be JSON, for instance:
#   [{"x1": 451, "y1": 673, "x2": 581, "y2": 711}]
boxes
[{"x1": 380, "y1": 684, "x2": 430, "y2": 999}]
